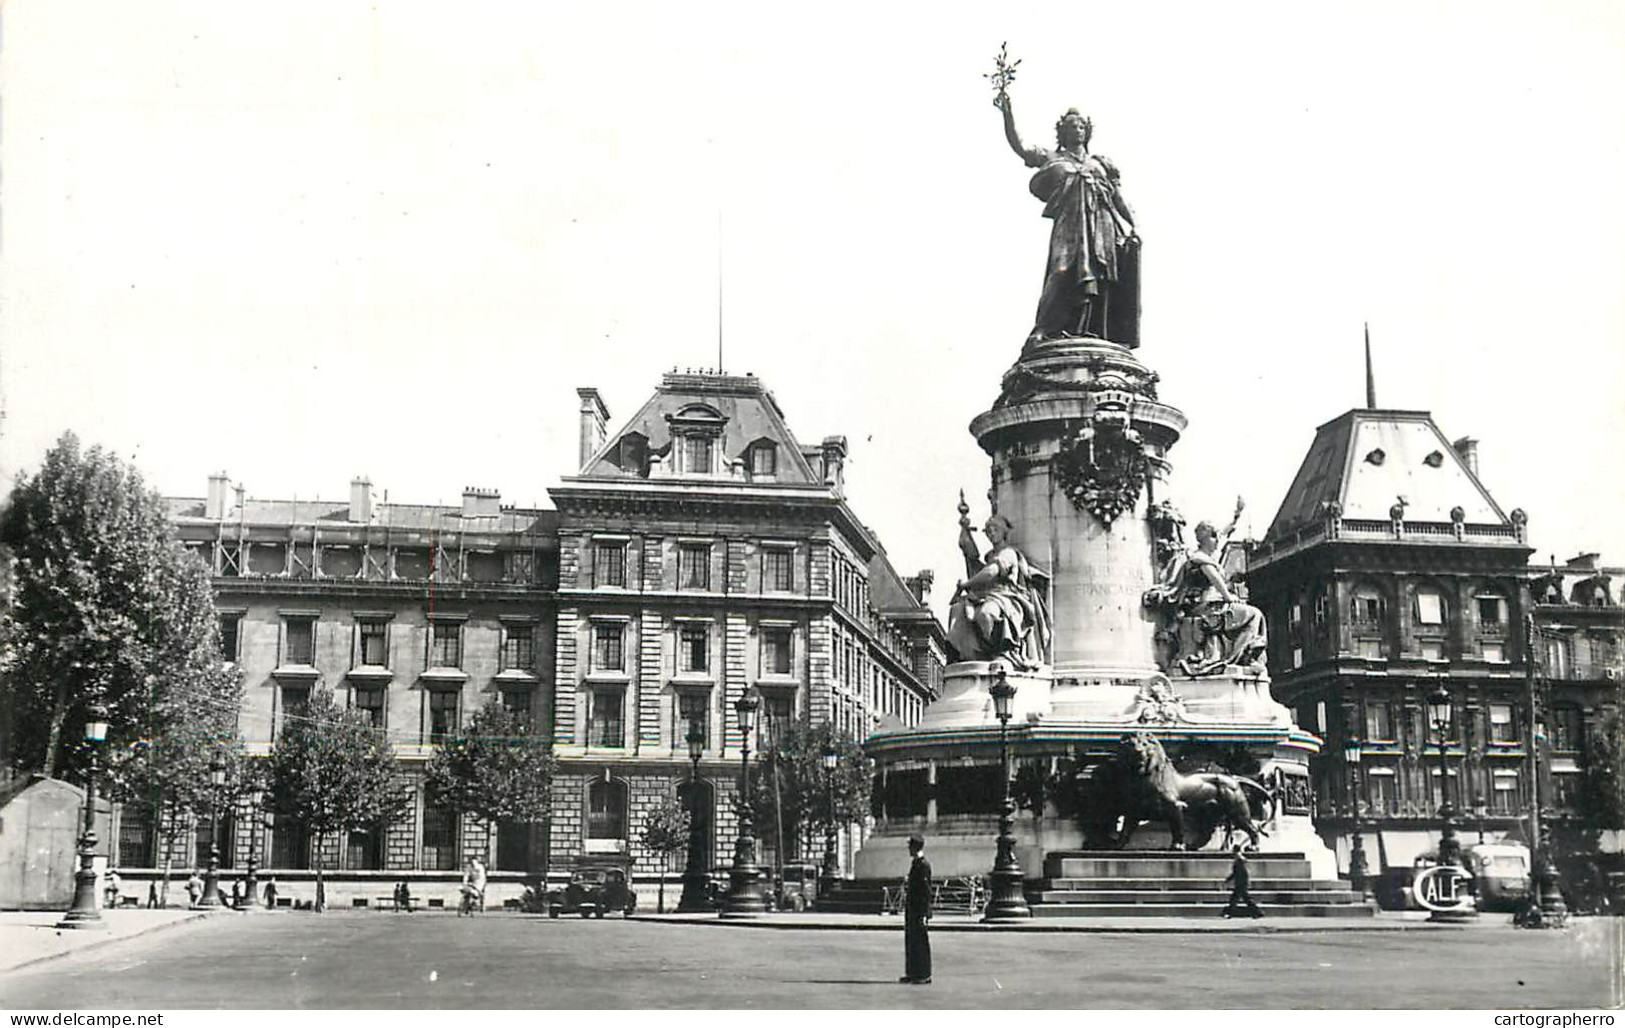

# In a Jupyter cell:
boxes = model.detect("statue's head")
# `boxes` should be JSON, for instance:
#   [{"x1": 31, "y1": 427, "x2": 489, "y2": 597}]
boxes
[
  {"x1": 1055, "y1": 108, "x2": 1093, "y2": 149},
  {"x1": 983, "y1": 513, "x2": 1014, "y2": 546},
  {"x1": 1193, "y1": 520, "x2": 1219, "y2": 551},
  {"x1": 1118, "y1": 731, "x2": 1167, "y2": 775}
]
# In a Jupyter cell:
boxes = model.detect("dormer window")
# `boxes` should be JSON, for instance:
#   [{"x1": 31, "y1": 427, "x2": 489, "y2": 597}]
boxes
[
  {"x1": 747, "y1": 440, "x2": 778, "y2": 481},
  {"x1": 682, "y1": 435, "x2": 715, "y2": 475},
  {"x1": 665, "y1": 404, "x2": 728, "y2": 478}
]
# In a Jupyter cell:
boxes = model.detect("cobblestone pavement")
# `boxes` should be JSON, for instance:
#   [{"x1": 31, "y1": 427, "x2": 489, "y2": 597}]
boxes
[
  {"x1": 0, "y1": 910, "x2": 207, "y2": 974},
  {"x1": 0, "y1": 911, "x2": 1618, "y2": 1009}
]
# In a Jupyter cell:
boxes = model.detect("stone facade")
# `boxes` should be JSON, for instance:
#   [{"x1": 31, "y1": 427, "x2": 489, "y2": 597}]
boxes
[{"x1": 1247, "y1": 406, "x2": 1623, "y2": 877}]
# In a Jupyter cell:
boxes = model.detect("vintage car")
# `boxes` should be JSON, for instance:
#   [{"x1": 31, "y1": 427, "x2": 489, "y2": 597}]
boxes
[
  {"x1": 546, "y1": 861, "x2": 637, "y2": 919},
  {"x1": 1461, "y1": 843, "x2": 1531, "y2": 912}
]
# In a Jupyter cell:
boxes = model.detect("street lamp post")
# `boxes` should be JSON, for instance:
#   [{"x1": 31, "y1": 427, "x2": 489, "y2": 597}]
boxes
[
  {"x1": 198, "y1": 755, "x2": 226, "y2": 908},
  {"x1": 721, "y1": 690, "x2": 766, "y2": 917},
  {"x1": 1516, "y1": 612, "x2": 1569, "y2": 928},
  {"x1": 1344, "y1": 742, "x2": 1370, "y2": 900},
  {"x1": 57, "y1": 705, "x2": 111, "y2": 930},
  {"x1": 1425, "y1": 684, "x2": 1475, "y2": 922},
  {"x1": 677, "y1": 723, "x2": 711, "y2": 913},
  {"x1": 819, "y1": 742, "x2": 840, "y2": 905},
  {"x1": 242, "y1": 799, "x2": 262, "y2": 910},
  {"x1": 982, "y1": 665, "x2": 1031, "y2": 922}
]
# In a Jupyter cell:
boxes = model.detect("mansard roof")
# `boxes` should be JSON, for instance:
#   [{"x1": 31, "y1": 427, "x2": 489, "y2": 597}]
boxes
[
  {"x1": 166, "y1": 497, "x2": 555, "y2": 536},
  {"x1": 578, "y1": 371, "x2": 823, "y2": 485},
  {"x1": 1263, "y1": 408, "x2": 1516, "y2": 543}
]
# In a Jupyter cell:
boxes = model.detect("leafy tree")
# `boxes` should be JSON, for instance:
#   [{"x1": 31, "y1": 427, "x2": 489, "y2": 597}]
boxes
[
  {"x1": 265, "y1": 688, "x2": 409, "y2": 910},
  {"x1": 744, "y1": 720, "x2": 871, "y2": 865},
  {"x1": 0, "y1": 432, "x2": 240, "y2": 782},
  {"x1": 1550, "y1": 715, "x2": 1625, "y2": 912},
  {"x1": 637, "y1": 800, "x2": 690, "y2": 912},
  {"x1": 422, "y1": 700, "x2": 556, "y2": 870},
  {"x1": 1573, "y1": 715, "x2": 1624, "y2": 832}
]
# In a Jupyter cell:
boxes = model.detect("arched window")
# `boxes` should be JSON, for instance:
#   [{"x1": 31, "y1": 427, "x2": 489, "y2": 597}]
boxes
[
  {"x1": 674, "y1": 779, "x2": 715, "y2": 871},
  {"x1": 1351, "y1": 583, "x2": 1387, "y2": 627},
  {"x1": 587, "y1": 778, "x2": 629, "y2": 845}
]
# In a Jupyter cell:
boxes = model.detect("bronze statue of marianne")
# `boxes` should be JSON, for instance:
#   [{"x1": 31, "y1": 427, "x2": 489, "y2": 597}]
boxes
[{"x1": 994, "y1": 90, "x2": 1141, "y2": 349}]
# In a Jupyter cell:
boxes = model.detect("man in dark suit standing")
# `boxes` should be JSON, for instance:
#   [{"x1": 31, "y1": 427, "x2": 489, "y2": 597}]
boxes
[
  {"x1": 1222, "y1": 846, "x2": 1264, "y2": 919},
  {"x1": 901, "y1": 835, "x2": 933, "y2": 984}
]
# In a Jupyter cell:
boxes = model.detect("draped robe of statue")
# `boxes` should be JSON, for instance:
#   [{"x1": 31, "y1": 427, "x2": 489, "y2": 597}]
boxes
[
  {"x1": 1018, "y1": 144, "x2": 1141, "y2": 346},
  {"x1": 948, "y1": 537, "x2": 1053, "y2": 670}
]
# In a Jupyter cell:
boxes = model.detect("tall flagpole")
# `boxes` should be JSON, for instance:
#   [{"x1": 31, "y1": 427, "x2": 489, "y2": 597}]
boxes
[{"x1": 1364, "y1": 322, "x2": 1377, "y2": 409}]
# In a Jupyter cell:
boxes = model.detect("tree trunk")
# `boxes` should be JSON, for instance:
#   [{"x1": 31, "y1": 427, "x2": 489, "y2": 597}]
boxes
[
  {"x1": 657, "y1": 871, "x2": 665, "y2": 913},
  {"x1": 42, "y1": 676, "x2": 69, "y2": 779},
  {"x1": 315, "y1": 833, "x2": 326, "y2": 912}
]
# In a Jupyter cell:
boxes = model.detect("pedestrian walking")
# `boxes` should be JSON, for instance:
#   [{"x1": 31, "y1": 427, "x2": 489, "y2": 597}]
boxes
[
  {"x1": 1222, "y1": 846, "x2": 1264, "y2": 919},
  {"x1": 264, "y1": 878, "x2": 279, "y2": 909},
  {"x1": 185, "y1": 870, "x2": 203, "y2": 908},
  {"x1": 230, "y1": 879, "x2": 244, "y2": 909},
  {"x1": 899, "y1": 835, "x2": 932, "y2": 984},
  {"x1": 146, "y1": 881, "x2": 159, "y2": 909},
  {"x1": 104, "y1": 868, "x2": 122, "y2": 910}
]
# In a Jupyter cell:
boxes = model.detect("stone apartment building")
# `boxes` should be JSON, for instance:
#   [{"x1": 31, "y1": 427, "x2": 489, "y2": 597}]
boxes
[
  {"x1": 1247, "y1": 405, "x2": 1624, "y2": 876},
  {"x1": 109, "y1": 370, "x2": 942, "y2": 900},
  {"x1": 548, "y1": 372, "x2": 946, "y2": 879},
  {"x1": 114, "y1": 478, "x2": 559, "y2": 897}
]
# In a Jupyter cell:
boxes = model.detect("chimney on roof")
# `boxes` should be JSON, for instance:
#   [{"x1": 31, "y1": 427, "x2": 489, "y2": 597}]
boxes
[
  {"x1": 577, "y1": 388, "x2": 610, "y2": 471},
  {"x1": 205, "y1": 472, "x2": 230, "y2": 520},
  {"x1": 906, "y1": 570, "x2": 934, "y2": 606},
  {"x1": 462, "y1": 487, "x2": 500, "y2": 518},
  {"x1": 1452, "y1": 437, "x2": 1479, "y2": 477},
  {"x1": 349, "y1": 477, "x2": 373, "y2": 523},
  {"x1": 821, "y1": 435, "x2": 848, "y2": 496},
  {"x1": 233, "y1": 483, "x2": 245, "y2": 514}
]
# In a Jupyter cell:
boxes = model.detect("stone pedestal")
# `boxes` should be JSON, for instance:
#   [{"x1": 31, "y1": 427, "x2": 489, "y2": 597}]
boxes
[{"x1": 969, "y1": 339, "x2": 1185, "y2": 679}]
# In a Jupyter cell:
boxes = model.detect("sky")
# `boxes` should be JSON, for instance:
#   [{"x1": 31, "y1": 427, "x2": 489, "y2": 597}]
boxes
[{"x1": 2, "y1": 0, "x2": 1622, "y2": 622}]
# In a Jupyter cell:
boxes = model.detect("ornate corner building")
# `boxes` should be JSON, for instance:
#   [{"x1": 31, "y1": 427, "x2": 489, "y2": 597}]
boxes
[
  {"x1": 551, "y1": 372, "x2": 945, "y2": 879},
  {"x1": 117, "y1": 371, "x2": 943, "y2": 902},
  {"x1": 1246, "y1": 406, "x2": 1623, "y2": 873}
]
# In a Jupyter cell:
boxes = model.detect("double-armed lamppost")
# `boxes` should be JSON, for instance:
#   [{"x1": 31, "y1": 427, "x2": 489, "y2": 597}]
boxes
[
  {"x1": 677, "y1": 723, "x2": 711, "y2": 913},
  {"x1": 721, "y1": 690, "x2": 766, "y2": 917},
  {"x1": 983, "y1": 665, "x2": 1031, "y2": 922},
  {"x1": 57, "y1": 704, "x2": 111, "y2": 930},
  {"x1": 1517, "y1": 612, "x2": 1569, "y2": 928},
  {"x1": 819, "y1": 741, "x2": 840, "y2": 904},
  {"x1": 198, "y1": 754, "x2": 226, "y2": 908}
]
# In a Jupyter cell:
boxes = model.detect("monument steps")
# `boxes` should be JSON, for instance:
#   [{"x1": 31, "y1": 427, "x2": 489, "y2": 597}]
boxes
[{"x1": 1028, "y1": 849, "x2": 1372, "y2": 918}]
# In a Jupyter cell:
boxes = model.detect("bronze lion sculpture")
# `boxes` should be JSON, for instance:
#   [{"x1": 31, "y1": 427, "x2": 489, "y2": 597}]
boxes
[{"x1": 1099, "y1": 732, "x2": 1275, "y2": 850}]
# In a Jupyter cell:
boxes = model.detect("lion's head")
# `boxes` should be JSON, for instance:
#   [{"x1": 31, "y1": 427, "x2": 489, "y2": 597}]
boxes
[{"x1": 1117, "y1": 731, "x2": 1170, "y2": 778}]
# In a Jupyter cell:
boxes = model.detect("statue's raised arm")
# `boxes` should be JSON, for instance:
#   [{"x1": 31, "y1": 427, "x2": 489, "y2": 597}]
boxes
[{"x1": 985, "y1": 48, "x2": 1142, "y2": 349}]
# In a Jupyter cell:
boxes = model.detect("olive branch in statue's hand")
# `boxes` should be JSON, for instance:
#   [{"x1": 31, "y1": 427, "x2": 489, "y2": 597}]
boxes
[{"x1": 986, "y1": 42, "x2": 1021, "y2": 108}]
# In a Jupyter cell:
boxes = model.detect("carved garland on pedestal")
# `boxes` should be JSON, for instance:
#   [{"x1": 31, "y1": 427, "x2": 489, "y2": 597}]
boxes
[{"x1": 1053, "y1": 414, "x2": 1150, "y2": 527}]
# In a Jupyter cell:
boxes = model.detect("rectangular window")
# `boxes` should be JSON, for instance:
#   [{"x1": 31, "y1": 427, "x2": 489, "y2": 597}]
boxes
[
  {"x1": 1476, "y1": 595, "x2": 1505, "y2": 627},
  {"x1": 1289, "y1": 603, "x2": 1303, "y2": 631},
  {"x1": 1364, "y1": 702, "x2": 1393, "y2": 741},
  {"x1": 750, "y1": 445, "x2": 777, "y2": 477},
  {"x1": 503, "y1": 625, "x2": 535, "y2": 671},
  {"x1": 759, "y1": 691, "x2": 794, "y2": 746},
  {"x1": 592, "y1": 623, "x2": 625, "y2": 672},
  {"x1": 503, "y1": 689, "x2": 532, "y2": 724},
  {"x1": 1492, "y1": 774, "x2": 1519, "y2": 814},
  {"x1": 358, "y1": 621, "x2": 388, "y2": 666},
  {"x1": 354, "y1": 686, "x2": 386, "y2": 727},
  {"x1": 430, "y1": 622, "x2": 462, "y2": 668},
  {"x1": 1291, "y1": 647, "x2": 1304, "y2": 669},
  {"x1": 1550, "y1": 706, "x2": 1582, "y2": 752},
  {"x1": 676, "y1": 691, "x2": 709, "y2": 748},
  {"x1": 1356, "y1": 638, "x2": 1384, "y2": 659},
  {"x1": 1415, "y1": 591, "x2": 1444, "y2": 626},
  {"x1": 284, "y1": 619, "x2": 315, "y2": 666},
  {"x1": 684, "y1": 435, "x2": 713, "y2": 474},
  {"x1": 1367, "y1": 773, "x2": 1395, "y2": 814},
  {"x1": 590, "y1": 690, "x2": 625, "y2": 748},
  {"x1": 679, "y1": 625, "x2": 709, "y2": 674},
  {"x1": 678, "y1": 544, "x2": 710, "y2": 591},
  {"x1": 219, "y1": 615, "x2": 242, "y2": 663},
  {"x1": 429, "y1": 690, "x2": 459, "y2": 742},
  {"x1": 1482, "y1": 642, "x2": 1505, "y2": 663},
  {"x1": 762, "y1": 549, "x2": 794, "y2": 592},
  {"x1": 1419, "y1": 640, "x2": 1445, "y2": 661},
  {"x1": 1545, "y1": 638, "x2": 1570, "y2": 679},
  {"x1": 1489, "y1": 703, "x2": 1517, "y2": 743},
  {"x1": 1353, "y1": 595, "x2": 1383, "y2": 625},
  {"x1": 762, "y1": 627, "x2": 793, "y2": 676},
  {"x1": 594, "y1": 541, "x2": 627, "y2": 588},
  {"x1": 421, "y1": 800, "x2": 459, "y2": 871},
  {"x1": 1551, "y1": 771, "x2": 1580, "y2": 809}
]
